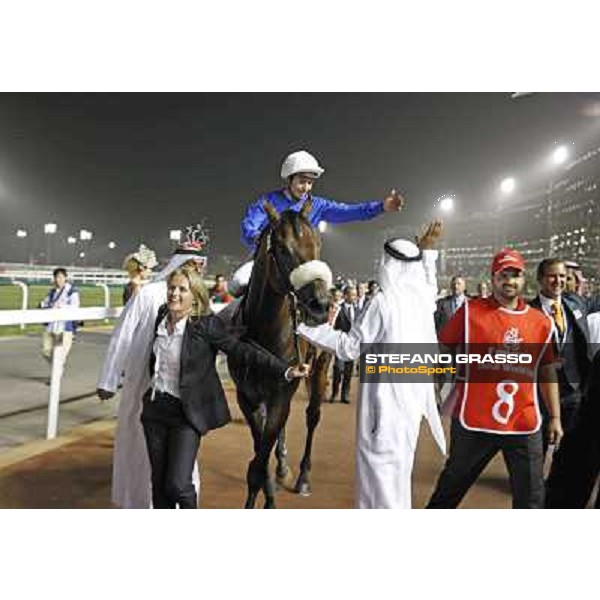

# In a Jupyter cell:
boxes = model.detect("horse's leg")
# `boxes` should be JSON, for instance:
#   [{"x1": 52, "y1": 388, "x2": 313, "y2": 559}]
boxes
[
  {"x1": 275, "y1": 428, "x2": 293, "y2": 486},
  {"x1": 237, "y1": 395, "x2": 265, "y2": 509},
  {"x1": 238, "y1": 399, "x2": 264, "y2": 454},
  {"x1": 257, "y1": 397, "x2": 292, "y2": 508},
  {"x1": 245, "y1": 431, "x2": 278, "y2": 509},
  {"x1": 295, "y1": 350, "x2": 331, "y2": 496},
  {"x1": 275, "y1": 343, "x2": 315, "y2": 487}
]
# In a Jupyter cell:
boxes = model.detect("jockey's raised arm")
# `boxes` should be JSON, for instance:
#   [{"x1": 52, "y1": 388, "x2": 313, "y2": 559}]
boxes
[{"x1": 239, "y1": 150, "x2": 405, "y2": 252}]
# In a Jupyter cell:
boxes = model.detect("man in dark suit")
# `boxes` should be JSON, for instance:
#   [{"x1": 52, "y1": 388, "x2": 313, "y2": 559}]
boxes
[
  {"x1": 330, "y1": 284, "x2": 362, "y2": 404},
  {"x1": 434, "y1": 276, "x2": 466, "y2": 403},
  {"x1": 356, "y1": 281, "x2": 369, "y2": 312},
  {"x1": 530, "y1": 258, "x2": 594, "y2": 507},
  {"x1": 435, "y1": 276, "x2": 467, "y2": 332}
]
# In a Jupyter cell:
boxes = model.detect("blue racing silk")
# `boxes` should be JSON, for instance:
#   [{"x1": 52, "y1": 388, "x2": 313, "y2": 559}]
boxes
[{"x1": 240, "y1": 188, "x2": 384, "y2": 251}]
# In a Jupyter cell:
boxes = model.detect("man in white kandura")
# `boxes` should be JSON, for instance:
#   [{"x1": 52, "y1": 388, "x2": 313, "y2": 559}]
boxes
[
  {"x1": 96, "y1": 225, "x2": 208, "y2": 508},
  {"x1": 297, "y1": 221, "x2": 447, "y2": 509}
]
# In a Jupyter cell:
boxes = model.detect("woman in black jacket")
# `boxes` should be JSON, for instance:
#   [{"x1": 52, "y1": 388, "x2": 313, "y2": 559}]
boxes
[{"x1": 141, "y1": 265, "x2": 309, "y2": 508}]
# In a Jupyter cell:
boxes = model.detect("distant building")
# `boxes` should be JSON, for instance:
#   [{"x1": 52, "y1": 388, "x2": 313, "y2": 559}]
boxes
[
  {"x1": 441, "y1": 140, "x2": 600, "y2": 291},
  {"x1": 547, "y1": 143, "x2": 600, "y2": 278}
]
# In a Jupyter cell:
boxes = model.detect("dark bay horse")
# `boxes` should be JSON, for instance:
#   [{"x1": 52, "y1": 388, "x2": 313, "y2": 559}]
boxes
[{"x1": 227, "y1": 198, "x2": 333, "y2": 508}]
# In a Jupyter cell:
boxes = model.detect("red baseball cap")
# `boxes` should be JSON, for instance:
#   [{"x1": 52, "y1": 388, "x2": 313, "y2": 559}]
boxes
[{"x1": 491, "y1": 248, "x2": 525, "y2": 275}]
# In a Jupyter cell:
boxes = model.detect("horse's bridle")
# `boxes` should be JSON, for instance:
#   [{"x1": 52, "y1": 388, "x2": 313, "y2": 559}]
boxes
[{"x1": 267, "y1": 226, "x2": 326, "y2": 365}]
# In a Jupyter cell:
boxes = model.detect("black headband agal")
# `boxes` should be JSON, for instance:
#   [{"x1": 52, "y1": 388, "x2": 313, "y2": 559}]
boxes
[{"x1": 384, "y1": 238, "x2": 422, "y2": 262}]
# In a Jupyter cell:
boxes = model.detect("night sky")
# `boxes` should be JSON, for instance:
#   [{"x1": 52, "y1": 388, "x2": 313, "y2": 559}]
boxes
[{"x1": 1, "y1": 93, "x2": 598, "y2": 278}]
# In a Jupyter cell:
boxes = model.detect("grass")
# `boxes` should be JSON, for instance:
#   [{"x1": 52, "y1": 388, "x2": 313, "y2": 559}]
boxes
[{"x1": 0, "y1": 284, "x2": 123, "y2": 337}]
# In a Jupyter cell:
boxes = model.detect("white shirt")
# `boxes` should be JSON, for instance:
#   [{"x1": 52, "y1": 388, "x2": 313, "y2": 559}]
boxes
[
  {"x1": 152, "y1": 315, "x2": 188, "y2": 399},
  {"x1": 342, "y1": 301, "x2": 358, "y2": 324},
  {"x1": 452, "y1": 293, "x2": 466, "y2": 313}
]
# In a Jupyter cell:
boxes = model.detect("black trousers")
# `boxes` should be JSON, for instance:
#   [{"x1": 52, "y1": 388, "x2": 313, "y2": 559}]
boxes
[
  {"x1": 545, "y1": 391, "x2": 600, "y2": 508},
  {"x1": 427, "y1": 419, "x2": 545, "y2": 509},
  {"x1": 332, "y1": 359, "x2": 354, "y2": 401},
  {"x1": 545, "y1": 425, "x2": 600, "y2": 508},
  {"x1": 542, "y1": 389, "x2": 595, "y2": 507},
  {"x1": 141, "y1": 391, "x2": 200, "y2": 509}
]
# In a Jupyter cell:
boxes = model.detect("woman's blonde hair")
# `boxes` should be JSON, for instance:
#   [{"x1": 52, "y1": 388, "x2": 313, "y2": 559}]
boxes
[{"x1": 167, "y1": 265, "x2": 211, "y2": 317}]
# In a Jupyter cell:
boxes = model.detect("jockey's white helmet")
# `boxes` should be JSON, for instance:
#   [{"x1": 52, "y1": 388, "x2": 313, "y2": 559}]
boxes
[{"x1": 280, "y1": 150, "x2": 325, "y2": 180}]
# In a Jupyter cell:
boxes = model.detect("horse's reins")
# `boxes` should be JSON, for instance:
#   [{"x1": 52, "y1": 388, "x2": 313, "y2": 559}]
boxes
[
  {"x1": 268, "y1": 231, "x2": 304, "y2": 366},
  {"x1": 288, "y1": 290, "x2": 302, "y2": 365}
]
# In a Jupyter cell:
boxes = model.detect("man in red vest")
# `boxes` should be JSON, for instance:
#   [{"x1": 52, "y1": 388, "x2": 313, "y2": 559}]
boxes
[{"x1": 427, "y1": 248, "x2": 563, "y2": 508}]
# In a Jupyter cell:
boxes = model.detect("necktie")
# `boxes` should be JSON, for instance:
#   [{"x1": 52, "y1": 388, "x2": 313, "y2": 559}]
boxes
[{"x1": 550, "y1": 301, "x2": 565, "y2": 335}]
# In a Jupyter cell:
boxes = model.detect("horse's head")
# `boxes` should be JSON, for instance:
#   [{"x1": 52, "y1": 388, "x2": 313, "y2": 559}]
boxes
[{"x1": 261, "y1": 197, "x2": 332, "y2": 326}]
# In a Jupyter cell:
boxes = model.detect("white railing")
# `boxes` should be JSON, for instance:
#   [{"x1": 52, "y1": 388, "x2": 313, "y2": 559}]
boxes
[
  {"x1": 1, "y1": 263, "x2": 129, "y2": 285},
  {"x1": 0, "y1": 302, "x2": 228, "y2": 441},
  {"x1": 1, "y1": 306, "x2": 124, "y2": 440},
  {"x1": 0, "y1": 306, "x2": 124, "y2": 327},
  {"x1": 10, "y1": 281, "x2": 28, "y2": 329}
]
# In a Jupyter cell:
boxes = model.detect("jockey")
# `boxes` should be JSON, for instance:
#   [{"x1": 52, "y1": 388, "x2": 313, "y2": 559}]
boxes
[{"x1": 231, "y1": 150, "x2": 405, "y2": 293}]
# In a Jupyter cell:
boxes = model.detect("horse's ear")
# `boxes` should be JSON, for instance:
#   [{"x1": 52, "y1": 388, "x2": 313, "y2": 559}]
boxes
[
  {"x1": 263, "y1": 200, "x2": 280, "y2": 226},
  {"x1": 300, "y1": 196, "x2": 313, "y2": 219}
]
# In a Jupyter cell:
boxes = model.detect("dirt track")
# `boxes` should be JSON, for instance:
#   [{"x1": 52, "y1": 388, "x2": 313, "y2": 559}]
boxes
[{"x1": 0, "y1": 383, "x2": 514, "y2": 508}]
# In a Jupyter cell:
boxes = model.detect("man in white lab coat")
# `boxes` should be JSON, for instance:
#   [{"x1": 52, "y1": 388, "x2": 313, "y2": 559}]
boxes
[
  {"x1": 297, "y1": 221, "x2": 446, "y2": 508},
  {"x1": 97, "y1": 237, "x2": 206, "y2": 508}
]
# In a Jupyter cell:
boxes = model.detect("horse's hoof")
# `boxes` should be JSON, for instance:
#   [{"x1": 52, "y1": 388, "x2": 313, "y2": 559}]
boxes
[
  {"x1": 276, "y1": 467, "x2": 295, "y2": 490},
  {"x1": 295, "y1": 480, "x2": 312, "y2": 497},
  {"x1": 264, "y1": 501, "x2": 276, "y2": 509}
]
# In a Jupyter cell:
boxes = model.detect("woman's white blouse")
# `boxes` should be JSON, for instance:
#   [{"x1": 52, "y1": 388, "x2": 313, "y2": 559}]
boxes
[{"x1": 152, "y1": 315, "x2": 188, "y2": 399}]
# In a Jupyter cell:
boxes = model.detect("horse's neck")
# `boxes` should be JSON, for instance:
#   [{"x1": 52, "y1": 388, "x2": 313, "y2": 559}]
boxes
[
  {"x1": 248, "y1": 290, "x2": 293, "y2": 348},
  {"x1": 244, "y1": 271, "x2": 293, "y2": 355},
  {"x1": 243, "y1": 232, "x2": 298, "y2": 355}
]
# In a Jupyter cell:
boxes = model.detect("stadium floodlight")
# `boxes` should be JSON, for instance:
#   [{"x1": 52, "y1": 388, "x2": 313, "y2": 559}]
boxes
[
  {"x1": 79, "y1": 252, "x2": 85, "y2": 258},
  {"x1": 67, "y1": 236, "x2": 77, "y2": 245},
  {"x1": 108, "y1": 241, "x2": 116, "y2": 249},
  {"x1": 79, "y1": 229, "x2": 93, "y2": 241},
  {"x1": 169, "y1": 229, "x2": 182, "y2": 242},
  {"x1": 500, "y1": 177, "x2": 516, "y2": 194},
  {"x1": 318, "y1": 221, "x2": 327, "y2": 233},
  {"x1": 44, "y1": 223, "x2": 57, "y2": 234},
  {"x1": 552, "y1": 145, "x2": 569, "y2": 165},
  {"x1": 16, "y1": 229, "x2": 27, "y2": 238},
  {"x1": 439, "y1": 197, "x2": 454, "y2": 212}
]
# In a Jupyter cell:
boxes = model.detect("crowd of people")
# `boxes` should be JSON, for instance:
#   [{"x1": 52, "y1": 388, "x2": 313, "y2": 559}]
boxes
[{"x1": 35, "y1": 147, "x2": 599, "y2": 510}]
